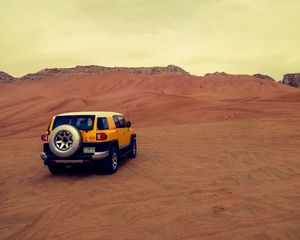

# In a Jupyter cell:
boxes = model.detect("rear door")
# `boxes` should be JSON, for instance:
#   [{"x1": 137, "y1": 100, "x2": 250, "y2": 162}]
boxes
[
  {"x1": 113, "y1": 115, "x2": 131, "y2": 149},
  {"x1": 52, "y1": 115, "x2": 96, "y2": 143}
]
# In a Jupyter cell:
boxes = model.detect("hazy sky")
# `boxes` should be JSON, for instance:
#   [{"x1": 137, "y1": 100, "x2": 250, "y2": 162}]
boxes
[{"x1": 0, "y1": 0, "x2": 299, "y2": 79}]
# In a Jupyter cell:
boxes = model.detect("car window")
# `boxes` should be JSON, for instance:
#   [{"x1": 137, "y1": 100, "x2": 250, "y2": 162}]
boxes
[
  {"x1": 113, "y1": 115, "x2": 126, "y2": 128},
  {"x1": 117, "y1": 116, "x2": 126, "y2": 128},
  {"x1": 97, "y1": 117, "x2": 109, "y2": 130},
  {"x1": 53, "y1": 115, "x2": 95, "y2": 131},
  {"x1": 113, "y1": 116, "x2": 120, "y2": 128}
]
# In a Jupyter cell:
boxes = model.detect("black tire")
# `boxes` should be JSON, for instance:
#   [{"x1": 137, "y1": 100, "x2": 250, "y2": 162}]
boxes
[
  {"x1": 104, "y1": 148, "x2": 119, "y2": 174},
  {"x1": 128, "y1": 139, "x2": 137, "y2": 158},
  {"x1": 48, "y1": 163, "x2": 64, "y2": 175}
]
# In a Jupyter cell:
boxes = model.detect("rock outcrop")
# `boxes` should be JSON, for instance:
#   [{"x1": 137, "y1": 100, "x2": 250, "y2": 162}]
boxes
[
  {"x1": 204, "y1": 71, "x2": 228, "y2": 77},
  {"x1": 0, "y1": 71, "x2": 16, "y2": 83},
  {"x1": 252, "y1": 74, "x2": 274, "y2": 81},
  {"x1": 282, "y1": 73, "x2": 300, "y2": 88},
  {"x1": 20, "y1": 65, "x2": 190, "y2": 80},
  {"x1": 204, "y1": 72, "x2": 275, "y2": 81}
]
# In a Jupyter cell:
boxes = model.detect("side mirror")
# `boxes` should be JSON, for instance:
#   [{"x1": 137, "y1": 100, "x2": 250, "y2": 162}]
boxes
[{"x1": 126, "y1": 121, "x2": 131, "y2": 128}]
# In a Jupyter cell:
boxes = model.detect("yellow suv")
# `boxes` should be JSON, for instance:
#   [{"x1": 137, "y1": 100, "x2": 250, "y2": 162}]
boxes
[{"x1": 40, "y1": 111, "x2": 136, "y2": 174}]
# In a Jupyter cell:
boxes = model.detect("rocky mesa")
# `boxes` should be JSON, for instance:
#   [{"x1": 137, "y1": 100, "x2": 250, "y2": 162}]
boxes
[
  {"x1": 1, "y1": 65, "x2": 300, "y2": 90},
  {"x1": 0, "y1": 71, "x2": 15, "y2": 83},
  {"x1": 19, "y1": 65, "x2": 190, "y2": 81},
  {"x1": 0, "y1": 65, "x2": 190, "y2": 83},
  {"x1": 252, "y1": 73, "x2": 274, "y2": 81},
  {"x1": 282, "y1": 73, "x2": 300, "y2": 88}
]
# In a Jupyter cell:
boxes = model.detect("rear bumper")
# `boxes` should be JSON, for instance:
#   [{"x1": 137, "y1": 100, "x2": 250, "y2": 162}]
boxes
[
  {"x1": 42, "y1": 142, "x2": 112, "y2": 165},
  {"x1": 41, "y1": 150, "x2": 109, "y2": 164}
]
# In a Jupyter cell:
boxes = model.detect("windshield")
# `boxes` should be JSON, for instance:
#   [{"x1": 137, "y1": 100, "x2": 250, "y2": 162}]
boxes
[{"x1": 53, "y1": 115, "x2": 95, "y2": 131}]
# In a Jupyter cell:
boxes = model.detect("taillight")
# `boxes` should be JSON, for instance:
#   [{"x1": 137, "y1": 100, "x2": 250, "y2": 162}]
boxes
[
  {"x1": 96, "y1": 133, "x2": 107, "y2": 140},
  {"x1": 41, "y1": 134, "x2": 48, "y2": 141}
]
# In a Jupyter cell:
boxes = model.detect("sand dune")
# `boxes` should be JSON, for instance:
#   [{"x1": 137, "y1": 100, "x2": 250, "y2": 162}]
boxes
[
  {"x1": 0, "y1": 71, "x2": 298, "y2": 136},
  {"x1": 0, "y1": 71, "x2": 300, "y2": 239}
]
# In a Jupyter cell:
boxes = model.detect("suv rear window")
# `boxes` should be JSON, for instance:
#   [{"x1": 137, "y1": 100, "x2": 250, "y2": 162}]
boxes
[
  {"x1": 53, "y1": 115, "x2": 95, "y2": 131},
  {"x1": 97, "y1": 117, "x2": 109, "y2": 130}
]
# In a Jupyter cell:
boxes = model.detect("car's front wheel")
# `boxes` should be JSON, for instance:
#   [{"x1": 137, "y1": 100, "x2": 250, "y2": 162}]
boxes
[
  {"x1": 105, "y1": 148, "x2": 119, "y2": 174},
  {"x1": 128, "y1": 139, "x2": 137, "y2": 159}
]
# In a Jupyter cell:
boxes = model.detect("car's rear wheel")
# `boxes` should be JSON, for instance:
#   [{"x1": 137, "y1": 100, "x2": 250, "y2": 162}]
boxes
[
  {"x1": 128, "y1": 139, "x2": 137, "y2": 158},
  {"x1": 48, "y1": 163, "x2": 64, "y2": 175},
  {"x1": 105, "y1": 148, "x2": 119, "y2": 174}
]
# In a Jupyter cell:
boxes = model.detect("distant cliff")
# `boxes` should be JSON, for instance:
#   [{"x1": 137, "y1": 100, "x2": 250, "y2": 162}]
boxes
[
  {"x1": 1, "y1": 66, "x2": 299, "y2": 89},
  {"x1": 20, "y1": 65, "x2": 190, "y2": 81},
  {"x1": 252, "y1": 74, "x2": 274, "y2": 81},
  {"x1": 282, "y1": 73, "x2": 300, "y2": 88},
  {"x1": 0, "y1": 65, "x2": 190, "y2": 83},
  {"x1": 204, "y1": 72, "x2": 275, "y2": 81},
  {"x1": 0, "y1": 71, "x2": 15, "y2": 83}
]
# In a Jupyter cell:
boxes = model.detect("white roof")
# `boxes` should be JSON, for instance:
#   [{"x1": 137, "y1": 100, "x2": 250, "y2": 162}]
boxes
[{"x1": 56, "y1": 111, "x2": 123, "y2": 117}]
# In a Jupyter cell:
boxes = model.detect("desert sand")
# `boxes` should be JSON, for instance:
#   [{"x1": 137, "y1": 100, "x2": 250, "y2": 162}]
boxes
[{"x1": 1, "y1": 70, "x2": 300, "y2": 239}]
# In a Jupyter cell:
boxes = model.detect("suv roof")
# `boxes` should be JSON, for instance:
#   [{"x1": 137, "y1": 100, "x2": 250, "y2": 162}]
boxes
[{"x1": 55, "y1": 111, "x2": 123, "y2": 117}]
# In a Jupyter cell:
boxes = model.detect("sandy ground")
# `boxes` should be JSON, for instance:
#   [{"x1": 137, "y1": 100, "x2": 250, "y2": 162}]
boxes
[{"x1": 1, "y1": 72, "x2": 300, "y2": 239}]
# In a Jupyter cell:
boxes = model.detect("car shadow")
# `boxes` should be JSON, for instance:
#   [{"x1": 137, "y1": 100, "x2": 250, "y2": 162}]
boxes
[{"x1": 46, "y1": 156, "x2": 132, "y2": 177}]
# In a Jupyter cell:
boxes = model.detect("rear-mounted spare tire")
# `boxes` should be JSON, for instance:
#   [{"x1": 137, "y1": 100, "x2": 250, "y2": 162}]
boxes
[{"x1": 49, "y1": 124, "x2": 82, "y2": 158}]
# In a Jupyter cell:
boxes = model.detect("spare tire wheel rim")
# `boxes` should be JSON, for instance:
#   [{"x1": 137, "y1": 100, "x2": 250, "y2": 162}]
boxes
[{"x1": 55, "y1": 130, "x2": 73, "y2": 151}]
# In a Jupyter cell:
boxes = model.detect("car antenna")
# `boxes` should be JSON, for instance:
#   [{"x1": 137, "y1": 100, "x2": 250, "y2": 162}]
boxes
[{"x1": 126, "y1": 105, "x2": 130, "y2": 120}]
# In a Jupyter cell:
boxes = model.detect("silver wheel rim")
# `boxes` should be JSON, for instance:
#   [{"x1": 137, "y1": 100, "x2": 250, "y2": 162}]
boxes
[
  {"x1": 112, "y1": 153, "x2": 118, "y2": 170},
  {"x1": 133, "y1": 142, "x2": 136, "y2": 155},
  {"x1": 55, "y1": 130, "x2": 73, "y2": 151}
]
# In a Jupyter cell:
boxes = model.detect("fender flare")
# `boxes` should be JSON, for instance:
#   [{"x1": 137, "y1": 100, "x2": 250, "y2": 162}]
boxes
[{"x1": 109, "y1": 140, "x2": 119, "y2": 151}]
